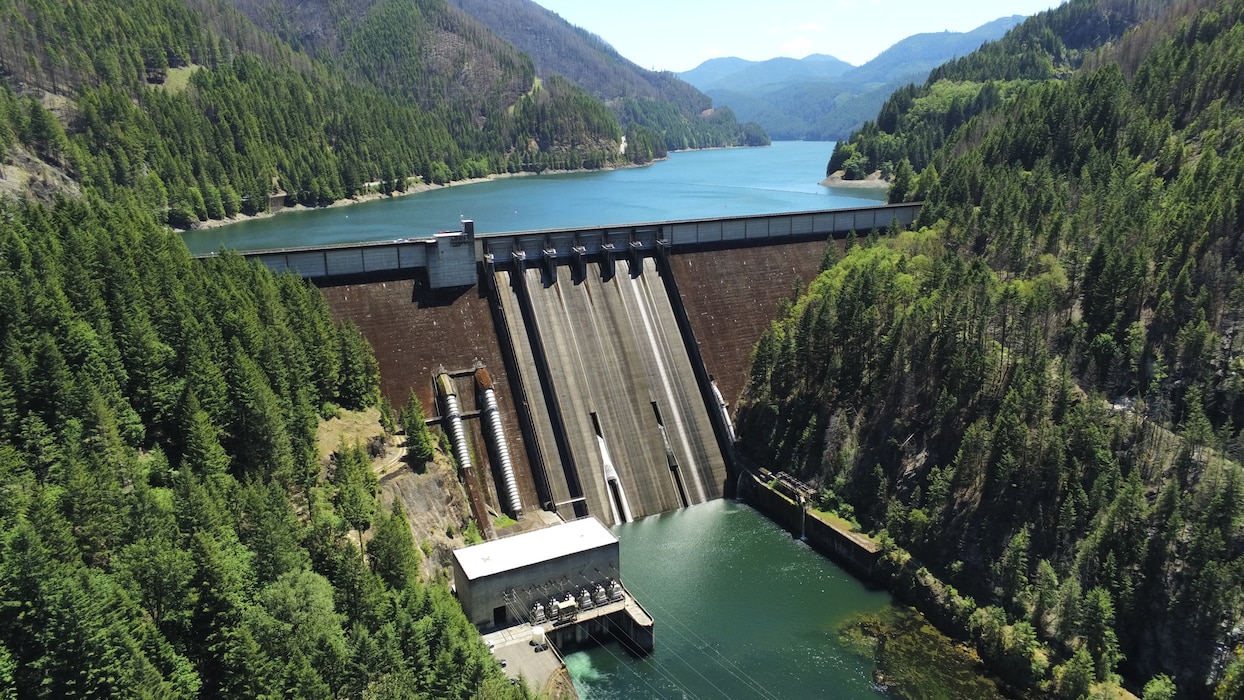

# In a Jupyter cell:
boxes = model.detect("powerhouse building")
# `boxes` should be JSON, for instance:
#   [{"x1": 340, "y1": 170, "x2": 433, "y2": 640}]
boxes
[{"x1": 452, "y1": 517, "x2": 619, "y2": 629}]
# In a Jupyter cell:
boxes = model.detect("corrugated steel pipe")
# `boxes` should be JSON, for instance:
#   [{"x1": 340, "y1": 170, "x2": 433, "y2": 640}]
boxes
[
  {"x1": 436, "y1": 373, "x2": 474, "y2": 475},
  {"x1": 476, "y1": 368, "x2": 523, "y2": 518}
]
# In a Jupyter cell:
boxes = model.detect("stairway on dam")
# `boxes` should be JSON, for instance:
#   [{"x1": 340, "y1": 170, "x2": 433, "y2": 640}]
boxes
[{"x1": 494, "y1": 256, "x2": 727, "y2": 524}]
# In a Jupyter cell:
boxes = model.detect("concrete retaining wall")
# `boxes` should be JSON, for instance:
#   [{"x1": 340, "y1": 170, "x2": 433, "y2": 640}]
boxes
[
  {"x1": 738, "y1": 472, "x2": 880, "y2": 581},
  {"x1": 253, "y1": 241, "x2": 428, "y2": 277},
  {"x1": 668, "y1": 239, "x2": 828, "y2": 412}
]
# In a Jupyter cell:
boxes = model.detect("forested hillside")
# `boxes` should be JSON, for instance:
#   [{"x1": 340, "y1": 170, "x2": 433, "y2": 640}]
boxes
[
  {"x1": 741, "y1": 0, "x2": 1244, "y2": 696},
  {"x1": 0, "y1": 191, "x2": 525, "y2": 697},
  {"x1": 827, "y1": 0, "x2": 1171, "y2": 177},
  {"x1": 444, "y1": 0, "x2": 769, "y2": 157},
  {"x1": 0, "y1": 0, "x2": 553, "y2": 695},
  {"x1": 0, "y1": 0, "x2": 707, "y2": 231}
]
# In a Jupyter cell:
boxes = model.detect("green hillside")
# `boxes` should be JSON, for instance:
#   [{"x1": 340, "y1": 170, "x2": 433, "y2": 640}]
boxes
[
  {"x1": 0, "y1": 191, "x2": 531, "y2": 697},
  {"x1": 445, "y1": 0, "x2": 769, "y2": 156},
  {"x1": 741, "y1": 0, "x2": 1244, "y2": 695},
  {"x1": 0, "y1": 0, "x2": 685, "y2": 229},
  {"x1": 827, "y1": 0, "x2": 1171, "y2": 176}
]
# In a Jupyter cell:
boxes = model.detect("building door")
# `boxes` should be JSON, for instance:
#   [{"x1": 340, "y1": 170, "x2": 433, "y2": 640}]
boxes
[{"x1": 493, "y1": 605, "x2": 506, "y2": 626}]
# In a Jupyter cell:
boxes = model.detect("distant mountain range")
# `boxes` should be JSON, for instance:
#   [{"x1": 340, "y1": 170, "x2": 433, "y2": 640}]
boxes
[
  {"x1": 679, "y1": 15, "x2": 1025, "y2": 140},
  {"x1": 681, "y1": 54, "x2": 855, "y2": 93}
]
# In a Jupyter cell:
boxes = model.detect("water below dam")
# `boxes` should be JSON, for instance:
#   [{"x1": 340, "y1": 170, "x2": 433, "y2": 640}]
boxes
[
  {"x1": 566, "y1": 500, "x2": 1005, "y2": 699},
  {"x1": 566, "y1": 500, "x2": 886, "y2": 698},
  {"x1": 180, "y1": 141, "x2": 886, "y2": 254}
]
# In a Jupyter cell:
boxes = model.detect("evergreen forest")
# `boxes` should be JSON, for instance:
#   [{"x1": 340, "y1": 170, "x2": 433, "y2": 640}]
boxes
[
  {"x1": 445, "y1": 0, "x2": 770, "y2": 156},
  {"x1": 0, "y1": 0, "x2": 764, "y2": 232},
  {"x1": 0, "y1": 194, "x2": 530, "y2": 697},
  {"x1": 742, "y1": 0, "x2": 1244, "y2": 696}
]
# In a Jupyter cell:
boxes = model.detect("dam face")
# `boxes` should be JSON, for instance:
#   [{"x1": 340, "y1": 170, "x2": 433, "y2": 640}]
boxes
[
  {"x1": 291, "y1": 205, "x2": 921, "y2": 528},
  {"x1": 495, "y1": 255, "x2": 727, "y2": 523}
]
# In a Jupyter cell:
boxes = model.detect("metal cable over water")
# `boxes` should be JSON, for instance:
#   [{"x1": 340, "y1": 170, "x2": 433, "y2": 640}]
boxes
[{"x1": 595, "y1": 566, "x2": 780, "y2": 700}]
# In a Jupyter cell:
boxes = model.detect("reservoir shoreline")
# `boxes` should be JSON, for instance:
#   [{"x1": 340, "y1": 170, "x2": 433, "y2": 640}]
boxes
[
  {"x1": 180, "y1": 160, "x2": 662, "y2": 233},
  {"x1": 178, "y1": 142, "x2": 886, "y2": 255}
]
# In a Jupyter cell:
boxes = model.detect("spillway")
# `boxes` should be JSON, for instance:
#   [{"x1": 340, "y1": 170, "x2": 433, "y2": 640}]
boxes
[{"x1": 494, "y1": 255, "x2": 727, "y2": 523}]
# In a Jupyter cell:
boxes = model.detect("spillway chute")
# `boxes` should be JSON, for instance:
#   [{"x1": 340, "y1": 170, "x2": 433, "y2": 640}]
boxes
[{"x1": 491, "y1": 253, "x2": 727, "y2": 522}]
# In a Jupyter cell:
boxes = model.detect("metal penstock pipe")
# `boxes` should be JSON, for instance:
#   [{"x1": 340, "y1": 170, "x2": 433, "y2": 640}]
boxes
[
  {"x1": 437, "y1": 374, "x2": 474, "y2": 476},
  {"x1": 481, "y1": 383, "x2": 523, "y2": 518}
]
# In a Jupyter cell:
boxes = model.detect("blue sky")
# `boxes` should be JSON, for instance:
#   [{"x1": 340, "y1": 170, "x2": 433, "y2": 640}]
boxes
[{"x1": 531, "y1": 0, "x2": 1064, "y2": 72}]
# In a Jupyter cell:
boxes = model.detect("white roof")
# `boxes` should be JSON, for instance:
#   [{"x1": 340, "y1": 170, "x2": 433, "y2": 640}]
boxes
[{"x1": 454, "y1": 517, "x2": 617, "y2": 580}]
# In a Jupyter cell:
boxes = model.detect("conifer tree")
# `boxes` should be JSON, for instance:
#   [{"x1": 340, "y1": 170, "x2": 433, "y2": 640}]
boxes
[
  {"x1": 332, "y1": 441, "x2": 377, "y2": 554},
  {"x1": 337, "y1": 321, "x2": 380, "y2": 410},
  {"x1": 401, "y1": 391, "x2": 436, "y2": 468},
  {"x1": 368, "y1": 501, "x2": 421, "y2": 591}
]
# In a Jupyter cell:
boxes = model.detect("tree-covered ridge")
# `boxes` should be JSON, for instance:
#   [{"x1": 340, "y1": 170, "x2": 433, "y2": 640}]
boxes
[
  {"x1": 322, "y1": 0, "x2": 534, "y2": 135},
  {"x1": 443, "y1": 0, "x2": 769, "y2": 152},
  {"x1": 0, "y1": 0, "x2": 310, "y2": 91},
  {"x1": 66, "y1": 58, "x2": 468, "y2": 225},
  {"x1": 0, "y1": 0, "x2": 662, "y2": 228},
  {"x1": 446, "y1": 0, "x2": 697, "y2": 105},
  {"x1": 0, "y1": 194, "x2": 526, "y2": 698},
  {"x1": 742, "y1": 0, "x2": 1244, "y2": 695},
  {"x1": 826, "y1": 0, "x2": 1173, "y2": 177}
]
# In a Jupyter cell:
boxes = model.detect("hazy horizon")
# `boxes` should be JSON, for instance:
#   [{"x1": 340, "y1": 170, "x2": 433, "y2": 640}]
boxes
[{"x1": 531, "y1": 0, "x2": 1063, "y2": 72}]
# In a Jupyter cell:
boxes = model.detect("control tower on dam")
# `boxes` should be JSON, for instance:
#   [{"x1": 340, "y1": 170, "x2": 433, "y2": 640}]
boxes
[{"x1": 492, "y1": 254, "x2": 727, "y2": 523}]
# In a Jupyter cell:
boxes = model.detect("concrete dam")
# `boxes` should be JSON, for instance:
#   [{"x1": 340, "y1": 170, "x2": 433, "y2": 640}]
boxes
[
  {"x1": 494, "y1": 256, "x2": 726, "y2": 522},
  {"x1": 238, "y1": 204, "x2": 920, "y2": 527}
]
